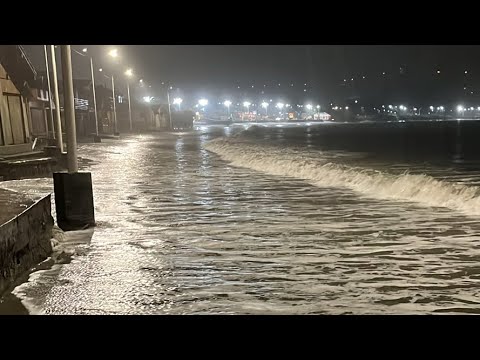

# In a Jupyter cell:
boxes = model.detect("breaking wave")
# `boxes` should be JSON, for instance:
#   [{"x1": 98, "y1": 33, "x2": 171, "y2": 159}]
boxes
[{"x1": 205, "y1": 136, "x2": 480, "y2": 216}]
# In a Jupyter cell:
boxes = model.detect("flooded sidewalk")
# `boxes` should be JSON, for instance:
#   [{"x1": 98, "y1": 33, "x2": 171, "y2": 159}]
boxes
[{"x1": 1, "y1": 129, "x2": 480, "y2": 314}]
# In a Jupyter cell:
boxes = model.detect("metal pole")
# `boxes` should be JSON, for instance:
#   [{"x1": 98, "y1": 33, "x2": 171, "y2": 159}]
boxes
[
  {"x1": 43, "y1": 45, "x2": 55, "y2": 139},
  {"x1": 90, "y1": 57, "x2": 99, "y2": 136},
  {"x1": 166, "y1": 89, "x2": 172, "y2": 130},
  {"x1": 127, "y1": 81, "x2": 132, "y2": 131},
  {"x1": 50, "y1": 45, "x2": 64, "y2": 152},
  {"x1": 60, "y1": 45, "x2": 78, "y2": 173},
  {"x1": 111, "y1": 75, "x2": 118, "y2": 134}
]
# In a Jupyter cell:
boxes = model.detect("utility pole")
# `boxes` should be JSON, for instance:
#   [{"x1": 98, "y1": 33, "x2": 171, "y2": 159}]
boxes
[
  {"x1": 50, "y1": 45, "x2": 64, "y2": 152},
  {"x1": 43, "y1": 45, "x2": 55, "y2": 140},
  {"x1": 60, "y1": 45, "x2": 78, "y2": 173}
]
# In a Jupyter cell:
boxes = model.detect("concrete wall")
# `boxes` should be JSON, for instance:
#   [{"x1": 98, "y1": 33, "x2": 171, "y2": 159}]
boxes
[{"x1": 0, "y1": 194, "x2": 53, "y2": 295}]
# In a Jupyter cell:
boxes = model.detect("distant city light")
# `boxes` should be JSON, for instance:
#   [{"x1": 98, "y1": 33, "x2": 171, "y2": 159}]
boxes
[
  {"x1": 316, "y1": 105, "x2": 320, "y2": 109},
  {"x1": 223, "y1": 100, "x2": 232, "y2": 108},
  {"x1": 276, "y1": 102, "x2": 284, "y2": 110},
  {"x1": 345, "y1": 106, "x2": 349, "y2": 110},
  {"x1": 243, "y1": 101, "x2": 251, "y2": 108},
  {"x1": 124, "y1": 68, "x2": 133, "y2": 77},
  {"x1": 98, "y1": 68, "x2": 103, "y2": 72},
  {"x1": 388, "y1": 105, "x2": 393, "y2": 109},
  {"x1": 306, "y1": 104, "x2": 313, "y2": 110},
  {"x1": 429, "y1": 106, "x2": 434, "y2": 111},
  {"x1": 108, "y1": 49, "x2": 118, "y2": 58},
  {"x1": 457, "y1": 105, "x2": 465, "y2": 113},
  {"x1": 355, "y1": 100, "x2": 358, "y2": 104},
  {"x1": 173, "y1": 97, "x2": 183, "y2": 105},
  {"x1": 82, "y1": 48, "x2": 87, "y2": 53},
  {"x1": 261, "y1": 101, "x2": 269, "y2": 109},
  {"x1": 465, "y1": 70, "x2": 468, "y2": 74},
  {"x1": 437, "y1": 70, "x2": 441, "y2": 74},
  {"x1": 198, "y1": 99, "x2": 208, "y2": 107},
  {"x1": 143, "y1": 96, "x2": 152, "y2": 103}
]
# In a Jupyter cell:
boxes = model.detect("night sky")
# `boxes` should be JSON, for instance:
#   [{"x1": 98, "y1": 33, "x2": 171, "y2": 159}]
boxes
[{"x1": 22, "y1": 45, "x2": 480, "y2": 106}]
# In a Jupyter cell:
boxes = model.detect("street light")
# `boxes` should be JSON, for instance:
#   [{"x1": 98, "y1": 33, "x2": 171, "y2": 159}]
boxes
[
  {"x1": 71, "y1": 46, "x2": 100, "y2": 139},
  {"x1": 198, "y1": 99, "x2": 208, "y2": 107},
  {"x1": 243, "y1": 101, "x2": 251, "y2": 112},
  {"x1": 105, "y1": 48, "x2": 119, "y2": 134},
  {"x1": 261, "y1": 101, "x2": 269, "y2": 117},
  {"x1": 173, "y1": 97, "x2": 183, "y2": 110},
  {"x1": 223, "y1": 100, "x2": 232, "y2": 116},
  {"x1": 124, "y1": 68, "x2": 134, "y2": 131},
  {"x1": 276, "y1": 102, "x2": 284, "y2": 110},
  {"x1": 306, "y1": 104, "x2": 313, "y2": 110},
  {"x1": 108, "y1": 49, "x2": 118, "y2": 58}
]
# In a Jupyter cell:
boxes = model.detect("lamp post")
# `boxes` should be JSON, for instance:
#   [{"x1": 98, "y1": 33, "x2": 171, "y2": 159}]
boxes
[
  {"x1": 50, "y1": 45, "x2": 64, "y2": 152},
  {"x1": 124, "y1": 68, "x2": 133, "y2": 132},
  {"x1": 223, "y1": 100, "x2": 232, "y2": 117},
  {"x1": 108, "y1": 48, "x2": 119, "y2": 135},
  {"x1": 261, "y1": 101, "x2": 269, "y2": 118},
  {"x1": 43, "y1": 45, "x2": 55, "y2": 140},
  {"x1": 72, "y1": 47, "x2": 100, "y2": 140}
]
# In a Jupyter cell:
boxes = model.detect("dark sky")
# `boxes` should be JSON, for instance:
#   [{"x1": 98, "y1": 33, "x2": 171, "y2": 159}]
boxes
[{"x1": 22, "y1": 45, "x2": 480, "y2": 106}]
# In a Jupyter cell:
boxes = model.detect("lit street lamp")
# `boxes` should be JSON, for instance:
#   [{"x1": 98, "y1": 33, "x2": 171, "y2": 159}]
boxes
[
  {"x1": 243, "y1": 101, "x2": 251, "y2": 113},
  {"x1": 124, "y1": 68, "x2": 133, "y2": 131},
  {"x1": 108, "y1": 48, "x2": 119, "y2": 134},
  {"x1": 223, "y1": 100, "x2": 232, "y2": 116},
  {"x1": 173, "y1": 97, "x2": 183, "y2": 110},
  {"x1": 261, "y1": 101, "x2": 269, "y2": 117}
]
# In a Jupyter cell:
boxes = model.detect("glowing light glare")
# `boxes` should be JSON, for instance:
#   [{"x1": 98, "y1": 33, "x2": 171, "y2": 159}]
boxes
[
  {"x1": 198, "y1": 99, "x2": 208, "y2": 107},
  {"x1": 457, "y1": 105, "x2": 465, "y2": 113},
  {"x1": 276, "y1": 102, "x2": 284, "y2": 110},
  {"x1": 173, "y1": 97, "x2": 183, "y2": 105},
  {"x1": 243, "y1": 101, "x2": 251, "y2": 108},
  {"x1": 355, "y1": 100, "x2": 358, "y2": 104},
  {"x1": 98, "y1": 68, "x2": 103, "y2": 72},
  {"x1": 345, "y1": 106, "x2": 349, "y2": 110},
  {"x1": 429, "y1": 106, "x2": 434, "y2": 111},
  {"x1": 306, "y1": 104, "x2": 313, "y2": 110},
  {"x1": 223, "y1": 100, "x2": 232, "y2": 108},
  {"x1": 82, "y1": 48, "x2": 87, "y2": 53},
  {"x1": 108, "y1": 49, "x2": 118, "y2": 58},
  {"x1": 316, "y1": 105, "x2": 320, "y2": 109},
  {"x1": 388, "y1": 105, "x2": 393, "y2": 109},
  {"x1": 143, "y1": 96, "x2": 152, "y2": 103},
  {"x1": 124, "y1": 68, "x2": 133, "y2": 77},
  {"x1": 261, "y1": 101, "x2": 269, "y2": 109}
]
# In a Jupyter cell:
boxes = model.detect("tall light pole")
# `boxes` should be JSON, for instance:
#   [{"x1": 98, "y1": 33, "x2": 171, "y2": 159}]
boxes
[
  {"x1": 72, "y1": 47, "x2": 100, "y2": 139},
  {"x1": 173, "y1": 97, "x2": 183, "y2": 111},
  {"x1": 243, "y1": 101, "x2": 251, "y2": 121},
  {"x1": 108, "y1": 48, "x2": 119, "y2": 135},
  {"x1": 50, "y1": 45, "x2": 64, "y2": 152},
  {"x1": 124, "y1": 68, "x2": 133, "y2": 132},
  {"x1": 223, "y1": 100, "x2": 232, "y2": 117},
  {"x1": 166, "y1": 85, "x2": 172, "y2": 130},
  {"x1": 60, "y1": 45, "x2": 78, "y2": 173},
  {"x1": 261, "y1": 101, "x2": 269, "y2": 117},
  {"x1": 43, "y1": 45, "x2": 55, "y2": 140}
]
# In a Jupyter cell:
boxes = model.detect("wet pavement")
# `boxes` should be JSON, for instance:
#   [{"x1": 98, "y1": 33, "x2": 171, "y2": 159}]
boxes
[{"x1": 2, "y1": 126, "x2": 480, "y2": 314}]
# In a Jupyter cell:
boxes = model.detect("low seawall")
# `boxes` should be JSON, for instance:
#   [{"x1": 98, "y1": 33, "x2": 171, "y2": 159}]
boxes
[{"x1": 0, "y1": 194, "x2": 53, "y2": 295}]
